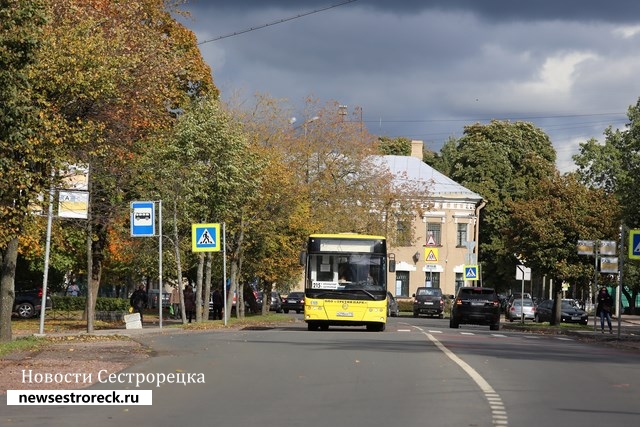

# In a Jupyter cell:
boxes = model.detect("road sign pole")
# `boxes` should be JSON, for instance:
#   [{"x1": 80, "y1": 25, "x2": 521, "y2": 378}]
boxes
[
  {"x1": 223, "y1": 222, "x2": 228, "y2": 326},
  {"x1": 158, "y1": 200, "x2": 163, "y2": 329}
]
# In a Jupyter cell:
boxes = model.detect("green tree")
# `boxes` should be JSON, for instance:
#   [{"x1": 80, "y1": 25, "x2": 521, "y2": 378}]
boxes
[
  {"x1": 507, "y1": 172, "x2": 620, "y2": 298},
  {"x1": 435, "y1": 120, "x2": 557, "y2": 291},
  {"x1": 573, "y1": 98, "x2": 640, "y2": 309},
  {"x1": 377, "y1": 136, "x2": 412, "y2": 156},
  {"x1": 0, "y1": 0, "x2": 49, "y2": 342}
]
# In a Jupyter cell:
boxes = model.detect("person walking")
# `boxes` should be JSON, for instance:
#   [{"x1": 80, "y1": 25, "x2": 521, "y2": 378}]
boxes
[
  {"x1": 169, "y1": 286, "x2": 181, "y2": 319},
  {"x1": 184, "y1": 284, "x2": 196, "y2": 323},
  {"x1": 211, "y1": 288, "x2": 223, "y2": 320},
  {"x1": 596, "y1": 287, "x2": 613, "y2": 334},
  {"x1": 130, "y1": 285, "x2": 148, "y2": 323}
]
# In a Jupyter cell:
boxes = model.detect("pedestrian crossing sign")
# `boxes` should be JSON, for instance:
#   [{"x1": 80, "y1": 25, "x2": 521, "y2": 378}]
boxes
[
  {"x1": 192, "y1": 223, "x2": 221, "y2": 252},
  {"x1": 464, "y1": 265, "x2": 479, "y2": 281},
  {"x1": 630, "y1": 229, "x2": 640, "y2": 260}
]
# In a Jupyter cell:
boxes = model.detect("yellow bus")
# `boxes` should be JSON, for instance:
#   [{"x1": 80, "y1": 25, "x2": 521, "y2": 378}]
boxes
[{"x1": 300, "y1": 234, "x2": 395, "y2": 332}]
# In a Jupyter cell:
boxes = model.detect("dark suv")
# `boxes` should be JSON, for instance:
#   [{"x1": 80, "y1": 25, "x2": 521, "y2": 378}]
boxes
[
  {"x1": 413, "y1": 287, "x2": 444, "y2": 318},
  {"x1": 282, "y1": 291, "x2": 305, "y2": 314},
  {"x1": 13, "y1": 287, "x2": 53, "y2": 319},
  {"x1": 450, "y1": 287, "x2": 501, "y2": 330}
]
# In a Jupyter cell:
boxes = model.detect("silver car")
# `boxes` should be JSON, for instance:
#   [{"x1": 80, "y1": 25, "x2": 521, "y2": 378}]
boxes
[{"x1": 506, "y1": 298, "x2": 535, "y2": 322}]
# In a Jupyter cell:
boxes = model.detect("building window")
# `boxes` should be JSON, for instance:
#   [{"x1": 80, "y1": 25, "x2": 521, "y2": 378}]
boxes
[
  {"x1": 424, "y1": 271, "x2": 440, "y2": 288},
  {"x1": 395, "y1": 271, "x2": 410, "y2": 297},
  {"x1": 426, "y1": 222, "x2": 441, "y2": 245},
  {"x1": 456, "y1": 223, "x2": 468, "y2": 247},
  {"x1": 396, "y1": 220, "x2": 411, "y2": 247}
]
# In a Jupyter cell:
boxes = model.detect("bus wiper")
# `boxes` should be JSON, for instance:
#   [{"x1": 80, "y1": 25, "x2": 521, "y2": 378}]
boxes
[{"x1": 343, "y1": 288, "x2": 376, "y2": 300}]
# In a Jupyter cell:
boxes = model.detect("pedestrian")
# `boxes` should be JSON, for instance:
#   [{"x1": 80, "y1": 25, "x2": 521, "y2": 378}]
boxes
[
  {"x1": 211, "y1": 288, "x2": 223, "y2": 320},
  {"x1": 184, "y1": 284, "x2": 196, "y2": 323},
  {"x1": 596, "y1": 287, "x2": 613, "y2": 334},
  {"x1": 67, "y1": 282, "x2": 80, "y2": 297},
  {"x1": 169, "y1": 285, "x2": 181, "y2": 319},
  {"x1": 130, "y1": 285, "x2": 148, "y2": 323}
]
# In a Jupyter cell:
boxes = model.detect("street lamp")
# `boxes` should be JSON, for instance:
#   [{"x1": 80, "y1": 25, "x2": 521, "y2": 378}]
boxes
[{"x1": 291, "y1": 116, "x2": 319, "y2": 183}]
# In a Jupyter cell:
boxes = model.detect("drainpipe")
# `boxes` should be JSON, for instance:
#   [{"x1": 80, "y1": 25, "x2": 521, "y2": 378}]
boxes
[{"x1": 474, "y1": 199, "x2": 486, "y2": 268}]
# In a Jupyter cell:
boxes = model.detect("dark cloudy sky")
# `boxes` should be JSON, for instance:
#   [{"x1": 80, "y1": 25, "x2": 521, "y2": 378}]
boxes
[{"x1": 179, "y1": 0, "x2": 640, "y2": 171}]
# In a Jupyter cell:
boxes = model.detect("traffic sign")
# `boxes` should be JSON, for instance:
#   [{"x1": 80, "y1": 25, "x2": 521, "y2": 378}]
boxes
[
  {"x1": 131, "y1": 201, "x2": 155, "y2": 237},
  {"x1": 629, "y1": 229, "x2": 640, "y2": 260},
  {"x1": 464, "y1": 265, "x2": 478, "y2": 281},
  {"x1": 424, "y1": 247, "x2": 438, "y2": 263},
  {"x1": 192, "y1": 223, "x2": 221, "y2": 252}
]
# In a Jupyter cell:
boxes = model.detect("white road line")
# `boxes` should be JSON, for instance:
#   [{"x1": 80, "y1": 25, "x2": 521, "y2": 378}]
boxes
[
  {"x1": 460, "y1": 332, "x2": 475, "y2": 335},
  {"x1": 415, "y1": 326, "x2": 509, "y2": 427}
]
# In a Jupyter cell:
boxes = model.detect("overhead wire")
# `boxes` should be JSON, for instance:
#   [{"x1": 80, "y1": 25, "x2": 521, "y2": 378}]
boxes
[{"x1": 197, "y1": 0, "x2": 359, "y2": 45}]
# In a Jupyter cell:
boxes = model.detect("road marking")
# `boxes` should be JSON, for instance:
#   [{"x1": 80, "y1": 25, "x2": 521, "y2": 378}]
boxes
[
  {"x1": 555, "y1": 337, "x2": 574, "y2": 341},
  {"x1": 397, "y1": 329, "x2": 412, "y2": 332},
  {"x1": 428, "y1": 330, "x2": 443, "y2": 333},
  {"x1": 414, "y1": 326, "x2": 509, "y2": 427},
  {"x1": 460, "y1": 332, "x2": 475, "y2": 335}
]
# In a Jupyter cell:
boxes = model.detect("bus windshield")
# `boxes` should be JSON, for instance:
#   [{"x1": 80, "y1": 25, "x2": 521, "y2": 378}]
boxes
[{"x1": 306, "y1": 252, "x2": 387, "y2": 298}]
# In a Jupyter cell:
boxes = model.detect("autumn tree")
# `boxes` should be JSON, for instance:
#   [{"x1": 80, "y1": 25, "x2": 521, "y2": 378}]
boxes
[
  {"x1": 506, "y1": 172, "x2": 621, "y2": 299},
  {"x1": 1, "y1": 0, "x2": 216, "y2": 335}
]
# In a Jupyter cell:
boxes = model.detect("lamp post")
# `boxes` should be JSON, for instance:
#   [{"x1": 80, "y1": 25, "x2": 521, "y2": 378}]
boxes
[{"x1": 291, "y1": 116, "x2": 319, "y2": 183}]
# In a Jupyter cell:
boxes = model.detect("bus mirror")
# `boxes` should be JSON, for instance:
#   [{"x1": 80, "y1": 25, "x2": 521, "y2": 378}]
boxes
[
  {"x1": 299, "y1": 251, "x2": 307, "y2": 266},
  {"x1": 388, "y1": 253, "x2": 396, "y2": 272}
]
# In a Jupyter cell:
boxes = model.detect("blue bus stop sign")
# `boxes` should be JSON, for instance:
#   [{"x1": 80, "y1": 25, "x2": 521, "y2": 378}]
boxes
[{"x1": 131, "y1": 201, "x2": 155, "y2": 237}]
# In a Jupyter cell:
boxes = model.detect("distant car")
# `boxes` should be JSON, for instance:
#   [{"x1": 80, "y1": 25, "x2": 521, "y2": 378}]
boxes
[
  {"x1": 450, "y1": 287, "x2": 501, "y2": 330},
  {"x1": 282, "y1": 291, "x2": 305, "y2": 314},
  {"x1": 535, "y1": 299, "x2": 588, "y2": 325},
  {"x1": 13, "y1": 287, "x2": 53, "y2": 319},
  {"x1": 256, "y1": 291, "x2": 283, "y2": 313},
  {"x1": 387, "y1": 292, "x2": 399, "y2": 317},
  {"x1": 148, "y1": 289, "x2": 170, "y2": 308},
  {"x1": 413, "y1": 287, "x2": 444, "y2": 318},
  {"x1": 506, "y1": 292, "x2": 532, "y2": 314},
  {"x1": 506, "y1": 298, "x2": 536, "y2": 322}
]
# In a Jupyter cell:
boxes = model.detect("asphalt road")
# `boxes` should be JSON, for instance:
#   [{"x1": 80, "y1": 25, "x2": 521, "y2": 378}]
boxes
[{"x1": 3, "y1": 315, "x2": 640, "y2": 427}]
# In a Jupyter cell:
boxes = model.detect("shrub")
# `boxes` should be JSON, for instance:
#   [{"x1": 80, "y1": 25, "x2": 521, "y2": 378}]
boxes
[{"x1": 51, "y1": 296, "x2": 129, "y2": 312}]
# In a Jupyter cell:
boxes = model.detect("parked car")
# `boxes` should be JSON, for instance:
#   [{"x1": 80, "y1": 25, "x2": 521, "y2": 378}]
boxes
[
  {"x1": 505, "y1": 292, "x2": 532, "y2": 314},
  {"x1": 413, "y1": 287, "x2": 444, "y2": 318},
  {"x1": 13, "y1": 287, "x2": 53, "y2": 319},
  {"x1": 450, "y1": 287, "x2": 501, "y2": 330},
  {"x1": 256, "y1": 291, "x2": 283, "y2": 313},
  {"x1": 387, "y1": 292, "x2": 400, "y2": 317},
  {"x1": 148, "y1": 289, "x2": 170, "y2": 308},
  {"x1": 282, "y1": 291, "x2": 305, "y2": 314},
  {"x1": 506, "y1": 298, "x2": 536, "y2": 322},
  {"x1": 535, "y1": 299, "x2": 589, "y2": 325}
]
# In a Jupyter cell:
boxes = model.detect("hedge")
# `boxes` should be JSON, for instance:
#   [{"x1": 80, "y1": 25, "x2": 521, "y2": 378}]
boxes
[{"x1": 51, "y1": 296, "x2": 130, "y2": 312}]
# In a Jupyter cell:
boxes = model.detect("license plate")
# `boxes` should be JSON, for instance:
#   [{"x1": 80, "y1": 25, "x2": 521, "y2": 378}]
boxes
[
  {"x1": 571, "y1": 316, "x2": 581, "y2": 320},
  {"x1": 425, "y1": 301, "x2": 434, "y2": 305},
  {"x1": 336, "y1": 312, "x2": 353, "y2": 317},
  {"x1": 471, "y1": 301, "x2": 485, "y2": 306}
]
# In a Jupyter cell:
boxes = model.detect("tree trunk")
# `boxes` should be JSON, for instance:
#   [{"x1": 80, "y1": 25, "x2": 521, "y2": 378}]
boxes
[
  {"x1": 195, "y1": 252, "x2": 204, "y2": 322},
  {"x1": 203, "y1": 252, "x2": 212, "y2": 321},
  {"x1": 0, "y1": 237, "x2": 19, "y2": 342},
  {"x1": 172, "y1": 199, "x2": 186, "y2": 324}
]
